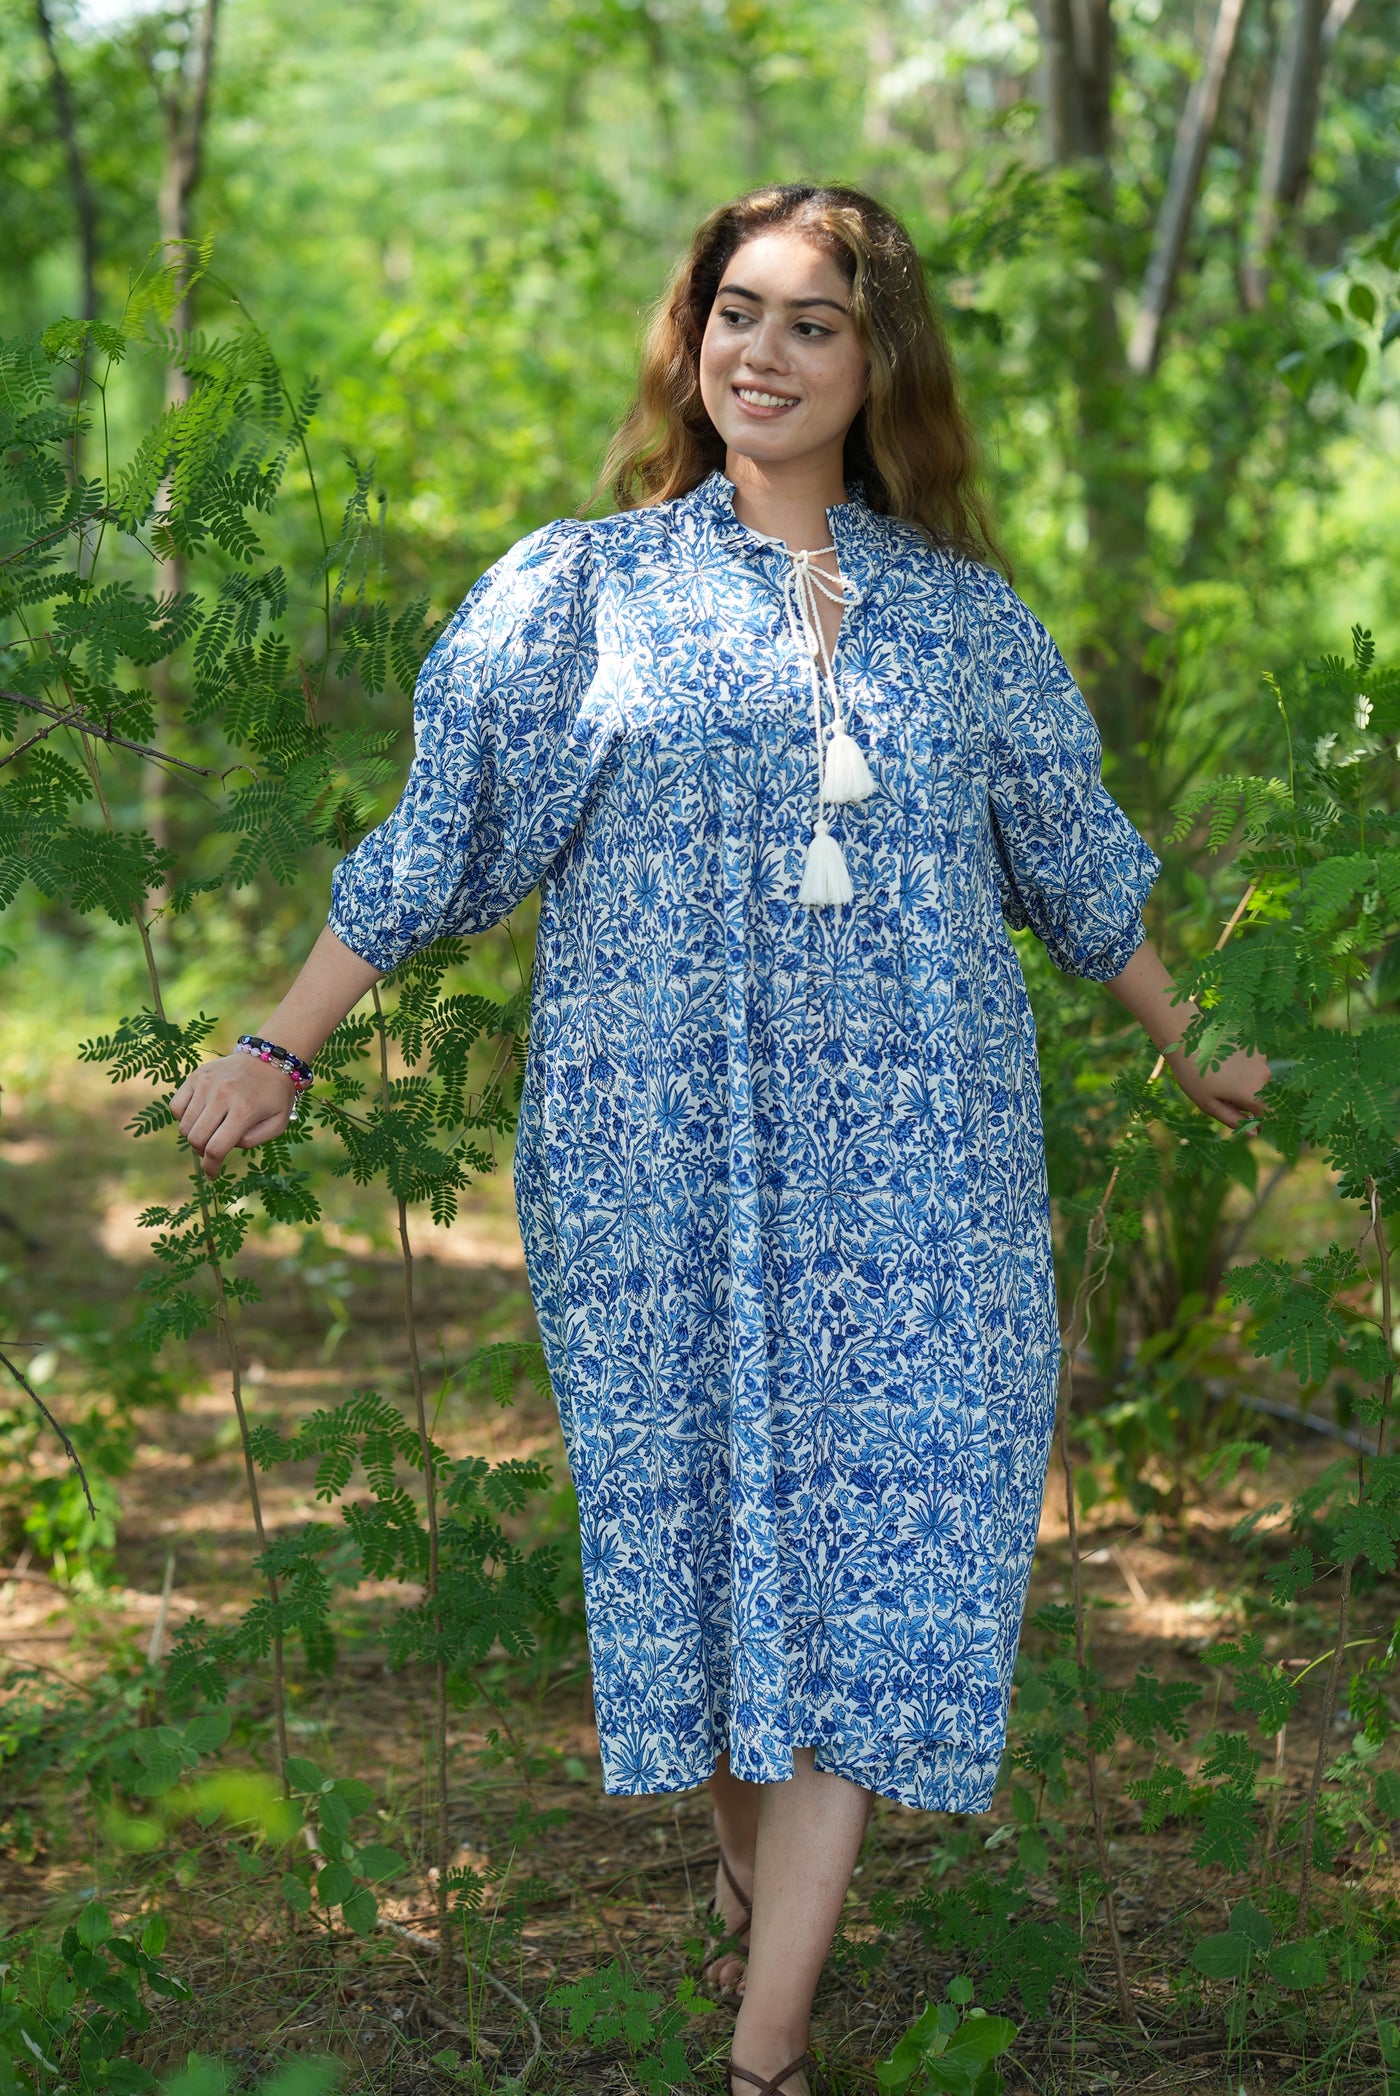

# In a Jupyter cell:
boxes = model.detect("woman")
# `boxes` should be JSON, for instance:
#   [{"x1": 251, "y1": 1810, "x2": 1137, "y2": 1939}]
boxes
[{"x1": 171, "y1": 184, "x2": 1269, "y2": 2096}]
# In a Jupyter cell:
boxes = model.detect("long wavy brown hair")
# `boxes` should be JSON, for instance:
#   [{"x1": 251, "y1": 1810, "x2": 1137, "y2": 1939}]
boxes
[{"x1": 600, "y1": 182, "x2": 1006, "y2": 571}]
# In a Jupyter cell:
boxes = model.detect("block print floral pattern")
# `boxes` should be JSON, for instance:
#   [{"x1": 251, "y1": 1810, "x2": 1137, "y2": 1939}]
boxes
[{"x1": 328, "y1": 469, "x2": 1161, "y2": 1810}]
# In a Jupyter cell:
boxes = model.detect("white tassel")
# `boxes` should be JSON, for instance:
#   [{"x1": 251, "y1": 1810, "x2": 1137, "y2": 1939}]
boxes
[
  {"x1": 798, "y1": 819, "x2": 854, "y2": 906},
  {"x1": 821, "y1": 729, "x2": 876, "y2": 803}
]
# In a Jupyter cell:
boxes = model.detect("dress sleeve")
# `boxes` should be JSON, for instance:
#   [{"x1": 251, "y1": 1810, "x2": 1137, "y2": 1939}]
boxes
[
  {"x1": 327, "y1": 517, "x2": 601, "y2": 971},
  {"x1": 981, "y1": 575, "x2": 1161, "y2": 981}
]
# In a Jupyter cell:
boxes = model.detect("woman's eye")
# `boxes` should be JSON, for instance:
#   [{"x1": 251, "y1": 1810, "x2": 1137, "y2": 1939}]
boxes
[
  {"x1": 720, "y1": 307, "x2": 754, "y2": 326},
  {"x1": 794, "y1": 322, "x2": 832, "y2": 339}
]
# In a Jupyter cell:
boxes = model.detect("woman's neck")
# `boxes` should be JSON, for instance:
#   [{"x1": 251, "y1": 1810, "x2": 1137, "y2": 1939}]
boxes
[{"x1": 725, "y1": 447, "x2": 848, "y2": 552}]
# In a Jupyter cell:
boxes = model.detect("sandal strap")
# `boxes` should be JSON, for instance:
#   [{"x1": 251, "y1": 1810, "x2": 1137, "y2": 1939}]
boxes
[
  {"x1": 728, "y1": 2053, "x2": 813, "y2": 2096},
  {"x1": 717, "y1": 1842, "x2": 754, "y2": 1927}
]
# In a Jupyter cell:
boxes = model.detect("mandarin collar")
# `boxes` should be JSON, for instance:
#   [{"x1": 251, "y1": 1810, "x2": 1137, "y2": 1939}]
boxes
[{"x1": 682, "y1": 467, "x2": 890, "y2": 598}]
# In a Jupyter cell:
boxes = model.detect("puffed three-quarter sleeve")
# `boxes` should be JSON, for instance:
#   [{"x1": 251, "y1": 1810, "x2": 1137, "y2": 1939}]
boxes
[
  {"x1": 980, "y1": 574, "x2": 1161, "y2": 981},
  {"x1": 327, "y1": 518, "x2": 602, "y2": 972}
]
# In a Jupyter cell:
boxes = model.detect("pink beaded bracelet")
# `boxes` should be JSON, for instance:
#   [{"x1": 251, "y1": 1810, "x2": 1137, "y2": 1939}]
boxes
[{"x1": 235, "y1": 1034, "x2": 314, "y2": 1120}]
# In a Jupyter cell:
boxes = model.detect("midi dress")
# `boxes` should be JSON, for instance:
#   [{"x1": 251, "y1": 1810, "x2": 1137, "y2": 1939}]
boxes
[{"x1": 327, "y1": 467, "x2": 1161, "y2": 1813}]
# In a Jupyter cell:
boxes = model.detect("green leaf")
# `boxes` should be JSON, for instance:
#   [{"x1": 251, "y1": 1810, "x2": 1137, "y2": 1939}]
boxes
[
  {"x1": 353, "y1": 1843, "x2": 407, "y2": 1883},
  {"x1": 181, "y1": 1710, "x2": 232, "y2": 1754},
  {"x1": 281, "y1": 1873, "x2": 312, "y2": 1913},
  {"x1": 318, "y1": 1791, "x2": 352, "y2": 1841},
  {"x1": 1348, "y1": 282, "x2": 1377, "y2": 323},
  {"x1": 317, "y1": 1861, "x2": 355, "y2": 1907},
  {"x1": 328, "y1": 1777, "x2": 376, "y2": 1816},
  {"x1": 140, "y1": 1915, "x2": 167, "y2": 1956},
  {"x1": 1266, "y1": 1937, "x2": 1328, "y2": 1989},
  {"x1": 1192, "y1": 1931, "x2": 1250, "y2": 1980},
  {"x1": 340, "y1": 1888, "x2": 378, "y2": 1937},
  {"x1": 943, "y1": 2015, "x2": 1018, "y2": 2062},
  {"x1": 76, "y1": 1902, "x2": 113, "y2": 1947},
  {"x1": 1227, "y1": 1900, "x2": 1273, "y2": 1952},
  {"x1": 1375, "y1": 1770, "x2": 1400, "y2": 1817},
  {"x1": 284, "y1": 1756, "x2": 324, "y2": 1793},
  {"x1": 1016, "y1": 1829, "x2": 1048, "y2": 1877}
]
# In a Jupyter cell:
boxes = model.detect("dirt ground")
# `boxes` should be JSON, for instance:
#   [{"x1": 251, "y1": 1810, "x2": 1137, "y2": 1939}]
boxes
[{"x1": 2, "y1": 1083, "x2": 1397, "y2": 2095}]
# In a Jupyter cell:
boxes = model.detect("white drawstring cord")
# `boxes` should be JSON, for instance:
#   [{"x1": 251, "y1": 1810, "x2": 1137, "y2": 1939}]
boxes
[{"x1": 777, "y1": 544, "x2": 877, "y2": 906}]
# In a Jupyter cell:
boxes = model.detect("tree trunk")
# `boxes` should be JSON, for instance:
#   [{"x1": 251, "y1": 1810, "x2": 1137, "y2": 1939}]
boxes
[
  {"x1": 1128, "y1": 0, "x2": 1250, "y2": 376},
  {"x1": 148, "y1": 0, "x2": 221, "y2": 906},
  {"x1": 34, "y1": 0, "x2": 98, "y2": 326},
  {"x1": 1242, "y1": 0, "x2": 1331, "y2": 308}
]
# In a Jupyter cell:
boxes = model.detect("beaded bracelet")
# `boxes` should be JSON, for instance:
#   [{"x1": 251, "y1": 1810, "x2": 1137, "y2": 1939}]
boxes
[{"x1": 235, "y1": 1034, "x2": 315, "y2": 1121}]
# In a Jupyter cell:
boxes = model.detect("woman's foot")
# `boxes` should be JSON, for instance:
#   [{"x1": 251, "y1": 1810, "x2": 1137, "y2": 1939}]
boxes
[
  {"x1": 728, "y1": 2046, "x2": 813, "y2": 2095},
  {"x1": 703, "y1": 1842, "x2": 754, "y2": 1996}
]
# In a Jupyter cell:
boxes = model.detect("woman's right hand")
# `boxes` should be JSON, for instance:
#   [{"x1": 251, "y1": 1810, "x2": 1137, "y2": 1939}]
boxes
[{"x1": 169, "y1": 1054, "x2": 300, "y2": 1177}]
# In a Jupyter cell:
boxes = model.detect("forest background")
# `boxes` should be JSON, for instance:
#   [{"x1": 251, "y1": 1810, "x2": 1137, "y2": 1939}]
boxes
[{"x1": 3, "y1": 0, "x2": 1400, "y2": 2091}]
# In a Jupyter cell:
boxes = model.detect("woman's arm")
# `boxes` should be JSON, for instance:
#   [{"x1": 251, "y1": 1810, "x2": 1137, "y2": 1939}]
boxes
[
  {"x1": 168, "y1": 927, "x2": 382, "y2": 1176},
  {"x1": 1104, "y1": 938, "x2": 1270, "y2": 1129}
]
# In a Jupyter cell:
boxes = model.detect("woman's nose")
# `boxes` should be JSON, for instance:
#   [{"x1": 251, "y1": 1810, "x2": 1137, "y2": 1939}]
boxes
[{"x1": 743, "y1": 318, "x2": 793, "y2": 372}]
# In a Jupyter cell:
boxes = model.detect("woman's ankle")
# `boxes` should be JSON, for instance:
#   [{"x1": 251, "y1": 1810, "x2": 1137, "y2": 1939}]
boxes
[{"x1": 731, "y1": 2001, "x2": 810, "y2": 2061}]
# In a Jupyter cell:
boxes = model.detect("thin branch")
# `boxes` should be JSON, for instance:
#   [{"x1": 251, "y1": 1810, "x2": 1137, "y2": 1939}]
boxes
[
  {"x1": 0, "y1": 1345, "x2": 97, "y2": 1520},
  {"x1": 1127, "y1": 0, "x2": 1249, "y2": 376},
  {"x1": 0, "y1": 687, "x2": 256, "y2": 783}
]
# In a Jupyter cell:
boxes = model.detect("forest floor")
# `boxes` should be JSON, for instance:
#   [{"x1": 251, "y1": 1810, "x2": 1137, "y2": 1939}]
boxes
[{"x1": 2, "y1": 1081, "x2": 1398, "y2": 2094}]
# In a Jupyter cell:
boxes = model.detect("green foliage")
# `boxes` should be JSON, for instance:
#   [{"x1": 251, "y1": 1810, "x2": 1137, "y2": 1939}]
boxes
[
  {"x1": 875, "y1": 1980, "x2": 1018, "y2": 2096},
  {"x1": 158, "y1": 2057, "x2": 340, "y2": 2096},
  {"x1": 544, "y1": 1962, "x2": 700, "y2": 2092},
  {"x1": 0, "y1": 1903, "x2": 190, "y2": 2095},
  {"x1": 278, "y1": 1760, "x2": 404, "y2": 1939}
]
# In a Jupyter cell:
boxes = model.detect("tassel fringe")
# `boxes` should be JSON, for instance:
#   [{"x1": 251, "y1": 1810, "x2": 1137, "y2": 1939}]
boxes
[
  {"x1": 822, "y1": 729, "x2": 876, "y2": 803},
  {"x1": 799, "y1": 819, "x2": 854, "y2": 907}
]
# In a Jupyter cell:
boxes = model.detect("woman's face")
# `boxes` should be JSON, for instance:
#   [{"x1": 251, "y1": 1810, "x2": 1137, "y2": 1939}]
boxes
[{"x1": 698, "y1": 228, "x2": 870, "y2": 475}]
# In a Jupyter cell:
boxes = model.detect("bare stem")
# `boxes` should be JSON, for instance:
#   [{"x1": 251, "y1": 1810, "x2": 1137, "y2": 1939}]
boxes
[
  {"x1": 195, "y1": 1173, "x2": 288, "y2": 1785},
  {"x1": 1296, "y1": 1558, "x2": 1351, "y2": 1930},
  {"x1": 1297, "y1": 1181, "x2": 1391, "y2": 1926},
  {"x1": 0, "y1": 1346, "x2": 97, "y2": 1518},
  {"x1": 74, "y1": 723, "x2": 288, "y2": 1782},
  {"x1": 372, "y1": 984, "x2": 451, "y2": 1987},
  {"x1": 1057, "y1": 1231, "x2": 1136, "y2": 2031}
]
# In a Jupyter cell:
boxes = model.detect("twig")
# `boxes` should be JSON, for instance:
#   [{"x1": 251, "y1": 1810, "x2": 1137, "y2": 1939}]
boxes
[
  {"x1": 147, "y1": 1549, "x2": 177, "y2": 1666},
  {"x1": 0, "y1": 686, "x2": 256, "y2": 782},
  {"x1": 372, "y1": 983, "x2": 451, "y2": 1987},
  {"x1": 0, "y1": 1345, "x2": 96, "y2": 1519},
  {"x1": 378, "y1": 1918, "x2": 542, "y2": 2082}
]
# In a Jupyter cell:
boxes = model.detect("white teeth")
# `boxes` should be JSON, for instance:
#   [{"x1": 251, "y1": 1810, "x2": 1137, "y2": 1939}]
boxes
[{"x1": 736, "y1": 388, "x2": 797, "y2": 408}]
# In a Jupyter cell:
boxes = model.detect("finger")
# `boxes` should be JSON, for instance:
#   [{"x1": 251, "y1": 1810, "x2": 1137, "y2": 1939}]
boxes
[
  {"x1": 169, "y1": 1081, "x2": 191, "y2": 1116},
  {"x1": 181, "y1": 1100, "x2": 229, "y2": 1155},
  {"x1": 199, "y1": 1114, "x2": 242, "y2": 1174},
  {"x1": 238, "y1": 1112, "x2": 291, "y2": 1147}
]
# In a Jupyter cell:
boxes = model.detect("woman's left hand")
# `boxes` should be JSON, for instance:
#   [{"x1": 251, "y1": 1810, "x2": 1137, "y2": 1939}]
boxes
[{"x1": 1167, "y1": 1042, "x2": 1271, "y2": 1129}]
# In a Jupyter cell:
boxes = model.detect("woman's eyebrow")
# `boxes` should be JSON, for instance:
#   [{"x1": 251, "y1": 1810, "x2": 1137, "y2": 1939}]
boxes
[{"x1": 716, "y1": 281, "x2": 849, "y2": 314}]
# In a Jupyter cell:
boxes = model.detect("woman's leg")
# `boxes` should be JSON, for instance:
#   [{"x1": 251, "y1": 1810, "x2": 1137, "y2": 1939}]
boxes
[
  {"x1": 728, "y1": 1750, "x2": 873, "y2": 2095},
  {"x1": 707, "y1": 1753, "x2": 761, "y2": 1990}
]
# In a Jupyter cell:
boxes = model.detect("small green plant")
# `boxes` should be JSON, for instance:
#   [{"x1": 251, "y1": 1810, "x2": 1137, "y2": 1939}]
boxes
[
  {"x1": 545, "y1": 1961, "x2": 705, "y2": 2092},
  {"x1": 277, "y1": 1757, "x2": 406, "y2": 1938},
  {"x1": 876, "y1": 1978, "x2": 1018, "y2": 2096},
  {"x1": 0, "y1": 1904, "x2": 189, "y2": 2095}
]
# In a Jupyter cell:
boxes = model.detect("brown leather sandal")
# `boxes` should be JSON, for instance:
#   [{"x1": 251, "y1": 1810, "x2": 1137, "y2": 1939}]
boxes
[
  {"x1": 698, "y1": 1843, "x2": 754, "y2": 2000},
  {"x1": 728, "y1": 2052, "x2": 815, "y2": 2095}
]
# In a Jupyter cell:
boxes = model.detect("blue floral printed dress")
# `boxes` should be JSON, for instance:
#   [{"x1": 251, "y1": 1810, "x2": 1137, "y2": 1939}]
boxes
[{"x1": 328, "y1": 468, "x2": 1160, "y2": 1812}]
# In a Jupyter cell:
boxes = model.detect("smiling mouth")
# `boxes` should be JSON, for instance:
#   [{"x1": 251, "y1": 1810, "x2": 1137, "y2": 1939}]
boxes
[{"x1": 734, "y1": 385, "x2": 800, "y2": 411}]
